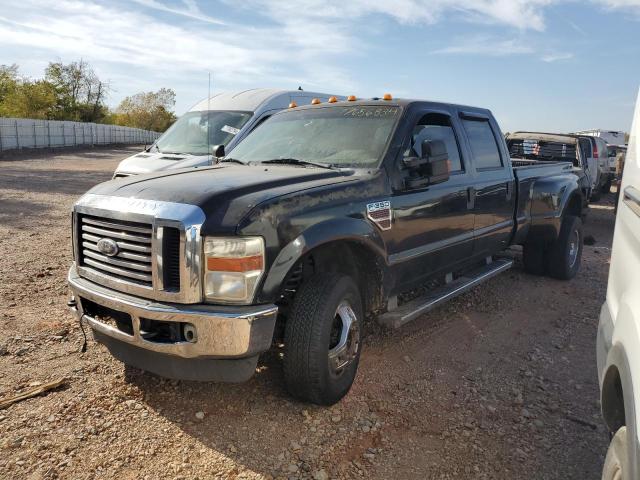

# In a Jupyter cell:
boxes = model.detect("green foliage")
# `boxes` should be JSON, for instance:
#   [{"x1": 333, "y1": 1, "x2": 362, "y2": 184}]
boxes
[
  {"x1": 0, "y1": 64, "x2": 19, "y2": 104},
  {"x1": 0, "y1": 80, "x2": 57, "y2": 119},
  {"x1": 113, "y1": 88, "x2": 177, "y2": 131},
  {"x1": 0, "y1": 61, "x2": 176, "y2": 131},
  {"x1": 44, "y1": 60, "x2": 109, "y2": 122}
]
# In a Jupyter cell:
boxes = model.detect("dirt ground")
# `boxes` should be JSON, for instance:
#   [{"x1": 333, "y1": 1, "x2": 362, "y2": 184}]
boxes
[{"x1": 0, "y1": 146, "x2": 616, "y2": 479}]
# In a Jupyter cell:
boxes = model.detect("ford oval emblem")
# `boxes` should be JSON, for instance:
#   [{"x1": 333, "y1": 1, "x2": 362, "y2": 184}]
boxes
[{"x1": 97, "y1": 238, "x2": 119, "y2": 257}]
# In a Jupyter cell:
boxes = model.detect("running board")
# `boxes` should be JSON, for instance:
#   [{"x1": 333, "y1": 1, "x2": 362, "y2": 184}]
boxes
[{"x1": 377, "y1": 258, "x2": 513, "y2": 329}]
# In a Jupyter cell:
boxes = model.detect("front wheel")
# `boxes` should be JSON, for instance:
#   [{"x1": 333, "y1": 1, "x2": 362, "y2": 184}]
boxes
[
  {"x1": 283, "y1": 273, "x2": 363, "y2": 405},
  {"x1": 602, "y1": 427, "x2": 631, "y2": 480},
  {"x1": 547, "y1": 215, "x2": 583, "y2": 280}
]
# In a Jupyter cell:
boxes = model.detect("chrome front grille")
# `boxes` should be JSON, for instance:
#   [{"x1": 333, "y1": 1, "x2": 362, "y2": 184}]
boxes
[
  {"x1": 72, "y1": 194, "x2": 206, "y2": 304},
  {"x1": 79, "y1": 215, "x2": 154, "y2": 287}
]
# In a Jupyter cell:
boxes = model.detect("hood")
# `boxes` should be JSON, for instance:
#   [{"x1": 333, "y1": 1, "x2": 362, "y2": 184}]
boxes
[
  {"x1": 87, "y1": 164, "x2": 360, "y2": 232},
  {"x1": 115, "y1": 151, "x2": 211, "y2": 175}
]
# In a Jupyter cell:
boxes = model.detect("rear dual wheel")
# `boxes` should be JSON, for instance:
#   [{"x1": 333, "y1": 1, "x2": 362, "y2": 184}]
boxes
[
  {"x1": 522, "y1": 215, "x2": 583, "y2": 280},
  {"x1": 283, "y1": 273, "x2": 362, "y2": 405},
  {"x1": 547, "y1": 215, "x2": 582, "y2": 279}
]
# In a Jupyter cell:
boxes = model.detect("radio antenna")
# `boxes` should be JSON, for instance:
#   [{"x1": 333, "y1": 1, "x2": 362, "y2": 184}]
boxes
[{"x1": 207, "y1": 72, "x2": 212, "y2": 164}]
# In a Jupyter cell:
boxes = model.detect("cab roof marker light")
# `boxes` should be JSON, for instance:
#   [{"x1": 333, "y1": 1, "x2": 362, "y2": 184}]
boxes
[
  {"x1": 383, "y1": 93, "x2": 393, "y2": 101},
  {"x1": 328, "y1": 96, "x2": 338, "y2": 103},
  {"x1": 311, "y1": 98, "x2": 321, "y2": 105},
  {"x1": 347, "y1": 95, "x2": 357, "y2": 101},
  {"x1": 289, "y1": 101, "x2": 297, "y2": 108}
]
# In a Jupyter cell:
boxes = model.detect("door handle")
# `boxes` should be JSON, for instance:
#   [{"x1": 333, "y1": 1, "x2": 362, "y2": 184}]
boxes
[
  {"x1": 467, "y1": 186, "x2": 476, "y2": 209},
  {"x1": 624, "y1": 186, "x2": 640, "y2": 218}
]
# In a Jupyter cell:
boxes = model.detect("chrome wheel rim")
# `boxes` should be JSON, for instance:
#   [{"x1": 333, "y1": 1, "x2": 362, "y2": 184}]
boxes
[
  {"x1": 328, "y1": 302, "x2": 360, "y2": 376},
  {"x1": 568, "y1": 229, "x2": 580, "y2": 268}
]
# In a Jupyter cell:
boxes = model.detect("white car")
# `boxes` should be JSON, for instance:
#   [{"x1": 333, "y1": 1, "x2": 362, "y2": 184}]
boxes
[
  {"x1": 577, "y1": 135, "x2": 612, "y2": 197},
  {"x1": 576, "y1": 129, "x2": 627, "y2": 146},
  {"x1": 113, "y1": 89, "x2": 343, "y2": 178},
  {"x1": 597, "y1": 91, "x2": 640, "y2": 480}
]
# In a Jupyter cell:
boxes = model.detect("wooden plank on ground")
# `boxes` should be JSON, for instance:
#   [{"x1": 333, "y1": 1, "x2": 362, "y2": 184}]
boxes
[{"x1": 0, "y1": 378, "x2": 66, "y2": 410}]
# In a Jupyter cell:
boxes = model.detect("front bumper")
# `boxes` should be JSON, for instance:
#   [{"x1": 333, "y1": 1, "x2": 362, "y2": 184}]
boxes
[{"x1": 68, "y1": 265, "x2": 278, "y2": 382}]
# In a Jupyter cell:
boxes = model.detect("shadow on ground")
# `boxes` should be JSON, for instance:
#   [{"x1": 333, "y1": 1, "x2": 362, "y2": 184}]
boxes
[{"x1": 0, "y1": 168, "x2": 113, "y2": 196}]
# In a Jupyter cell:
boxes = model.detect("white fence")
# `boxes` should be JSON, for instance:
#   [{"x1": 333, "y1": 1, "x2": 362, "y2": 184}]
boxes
[{"x1": 0, "y1": 118, "x2": 161, "y2": 152}]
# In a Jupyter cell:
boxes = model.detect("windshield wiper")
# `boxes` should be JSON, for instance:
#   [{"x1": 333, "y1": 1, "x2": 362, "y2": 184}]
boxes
[
  {"x1": 219, "y1": 157, "x2": 246, "y2": 165},
  {"x1": 260, "y1": 158, "x2": 335, "y2": 170},
  {"x1": 161, "y1": 151, "x2": 192, "y2": 156}
]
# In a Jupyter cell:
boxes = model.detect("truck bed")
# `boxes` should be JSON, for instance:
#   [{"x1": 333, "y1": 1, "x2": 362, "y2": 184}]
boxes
[{"x1": 511, "y1": 158, "x2": 575, "y2": 181}]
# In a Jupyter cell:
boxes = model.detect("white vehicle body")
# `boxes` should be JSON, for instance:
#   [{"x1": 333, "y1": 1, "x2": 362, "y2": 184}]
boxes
[
  {"x1": 576, "y1": 129, "x2": 627, "y2": 146},
  {"x1": 113, "y1": 89, "x2": 343, "y2": 178},
  {"x1": 578, "y1": 135, "x2": 611, "y2": 194},
  {"x1": 576, "y1": 130, "x2": 627, "y2": 185},
  {"x1": 597, "y1": 90, "x2": 640, "y2": 480}
]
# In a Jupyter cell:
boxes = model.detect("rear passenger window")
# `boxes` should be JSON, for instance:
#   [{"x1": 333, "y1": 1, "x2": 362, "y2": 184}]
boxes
[{"x1": 462, "y1": 119, "x2": 502, "y2": 169}]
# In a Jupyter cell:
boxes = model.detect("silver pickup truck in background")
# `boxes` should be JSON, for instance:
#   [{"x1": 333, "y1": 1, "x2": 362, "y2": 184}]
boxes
[{"x1": 113, "y1": 88, "x2": 343, "y2": 178}]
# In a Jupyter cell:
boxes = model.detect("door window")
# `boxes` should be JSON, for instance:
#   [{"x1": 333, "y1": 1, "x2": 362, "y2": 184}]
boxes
[
  {"x1": 403, "y1": 113, "x2": 464, "y2": 173},
  {"x1": 461, "y1": 118, "x2": 502, "y2": 169},
  {"x1": 579, "y1": 138, "x2": 593, "y2": 158}
]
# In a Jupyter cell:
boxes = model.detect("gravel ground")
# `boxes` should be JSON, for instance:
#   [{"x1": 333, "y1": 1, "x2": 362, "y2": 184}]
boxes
[{"x1": 0, "y1": 146, "x2": 615, "y2": 479}]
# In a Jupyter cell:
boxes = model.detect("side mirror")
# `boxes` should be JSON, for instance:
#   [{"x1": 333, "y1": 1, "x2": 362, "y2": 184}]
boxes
[
  {"x1": 212, "y1": 144, "x2": 225, "y2": 158},
  {"x1": 421, "y1": 139, "x2": 450, "y2": 184},
  {"x1": 402, "y1": 139, "x2": 450, "y2": 188}
]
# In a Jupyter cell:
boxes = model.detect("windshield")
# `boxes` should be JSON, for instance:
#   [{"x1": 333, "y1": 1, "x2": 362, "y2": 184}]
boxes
[
  {"x1": 154, "y1": 110, "x2": 252, "y2": 155},
  {"x1": 228, "y1": 105, "x2": 400, "y2": 168}
]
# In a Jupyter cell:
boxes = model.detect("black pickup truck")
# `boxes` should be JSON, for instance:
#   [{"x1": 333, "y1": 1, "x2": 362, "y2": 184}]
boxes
[{"x1": 68, "y1": 98, "x2": 586, "y2": 405}]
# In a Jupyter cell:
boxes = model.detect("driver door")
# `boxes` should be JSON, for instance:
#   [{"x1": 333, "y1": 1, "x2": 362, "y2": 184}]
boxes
[{"x1": 387, "y1": 108, "x2": 475, "y2": 291}]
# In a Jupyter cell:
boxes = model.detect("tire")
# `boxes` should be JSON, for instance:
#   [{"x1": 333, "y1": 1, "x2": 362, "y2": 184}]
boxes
[
  {"x1": 602, "y1": 427, "x2": 631, "y2": 480},
  {"x1": 602, "y1": 178, "x2": 613, "y2": 194},
  {"x1": 546, "y1": 215, "x2": 583, "y2": 280},
  {"x1": 522, "y1": 243, "x2": 547, "y2": 275},
  {"x1": 283, "y1": 273, "x2": 363, "y2": 405},
  {"x1": 591, "y1": 190, "x2": 602, "y2": 202}
]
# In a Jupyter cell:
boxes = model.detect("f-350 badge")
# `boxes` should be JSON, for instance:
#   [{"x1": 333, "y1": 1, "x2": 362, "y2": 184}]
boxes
[{"x1": 366, "y1": 201, "x2": 392, "y2": 231}]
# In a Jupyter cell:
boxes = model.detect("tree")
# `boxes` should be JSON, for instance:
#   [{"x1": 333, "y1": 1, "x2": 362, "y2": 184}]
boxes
[
  {"x1": 0, "y1": 64, "x2": 57, "y2": 119},
  {"x1": 0, "y1": 80, "x2": 57, "y2": 119},
  {"x1": 0, "y1": 61, "x2": 176, "y2": 131},
  {"x1": 44, "y1": 60, "x2": 110, "y2": 122},
  {"x1": 0, "y1": 64, "x2": 19, "y2": 104},
  {"x1": 114, "y1": 88, "x2": 177, "y2": 131}
]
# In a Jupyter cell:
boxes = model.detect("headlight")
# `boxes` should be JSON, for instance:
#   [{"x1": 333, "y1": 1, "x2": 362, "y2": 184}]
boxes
[{"x1": 203, "y1": 237, "x2": 265, "y2": 304}]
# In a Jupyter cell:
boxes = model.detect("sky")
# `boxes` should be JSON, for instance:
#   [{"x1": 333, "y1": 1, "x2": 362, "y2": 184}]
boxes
[{"x1": 0, "y1": 0, "x2": 639, "y2": 133}]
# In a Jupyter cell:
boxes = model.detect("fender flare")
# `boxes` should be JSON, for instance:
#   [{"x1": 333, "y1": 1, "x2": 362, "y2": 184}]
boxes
[
  {"x1": 558, "y1": 183, "x2": 584, "y2": 219},
  {"x1": 257, "y1": 217, "x2": 388, "y2": 302},
  {"x1": 527, "y1": 176, "x2": 583, "y2": 244}
]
